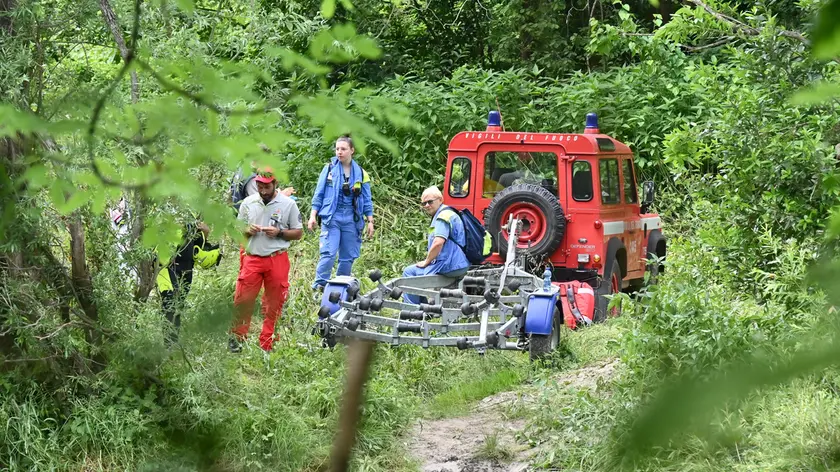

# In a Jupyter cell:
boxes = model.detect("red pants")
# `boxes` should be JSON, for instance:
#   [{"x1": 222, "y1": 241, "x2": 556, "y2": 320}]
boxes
[{"x1": 231, "y1": 252, "x2": 289, "y2": 351}]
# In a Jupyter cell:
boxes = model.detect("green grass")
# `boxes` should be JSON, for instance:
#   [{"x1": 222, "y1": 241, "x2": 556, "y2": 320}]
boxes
[
  {"x1": 428, "y1": 364, "x2": 525, "y2": 418},
  {"x1": 564, "y1": 317, "x2": 625, "y2": 366},
  {"x1": 476, "y1": 431, "x2": 514, "y2": 462}
]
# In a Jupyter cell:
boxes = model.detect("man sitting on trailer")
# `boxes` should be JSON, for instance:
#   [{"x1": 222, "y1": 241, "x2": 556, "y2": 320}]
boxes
[{"x1": 401, "y1": 186, "x2": 470, "y2": 304}]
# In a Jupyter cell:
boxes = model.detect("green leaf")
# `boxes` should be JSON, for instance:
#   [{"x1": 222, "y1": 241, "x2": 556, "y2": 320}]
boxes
[
  {"x1": 23, "y1": 165, "x2": 50, "y2": 190},
  {"x1": 58, "y1": 191, "x2": 89, "y2": 214},
  {"x1": 266, "y1": 47, "x2": 331, "y2": 76},
  {"x1": 352, "y1": 35, "x2": 382, "y2": 60},
  {"x1": 48, "y1": 183, "x2": 65, "y2": 210},
  {"x1": 321, "y1": 0, "x2": 336, "y2": 19},
  {"x1": 174, "y1": 0, "x2": 195, "y2": 13},
  {"x1": 90, "y1": 190, "x2": 107, "y2": 216},
  {"x1": 48, "y1": 181, "x2": 87, "y2": 215},
  {"x1": 0, "y1": 105, "x2": 47, "y2": 136},
  {"x1": 812, "y1": 0, "x2": 840, "y2": 59},
  {"x1": 46, "y1": 119, "x2": 85, "y2": 134},
  {"x1": 828, "y1": 206, "x2": 840, "y2": 238},
  {"x1": 789, "y1": 82, "x2": 840, "y2": 105},
  {"x1": 142, "y1": 218, "x2": 182, "y2": 264}
]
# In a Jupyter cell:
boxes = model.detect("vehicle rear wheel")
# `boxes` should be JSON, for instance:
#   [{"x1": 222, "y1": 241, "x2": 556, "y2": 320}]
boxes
[
  {"x1": 644, "y1": 232, "x2": 666, "y2": 287},
  {"x1": 486, "y1": 184, "x2": 565, "y2": 259},
  {"x1": 594, "y1": 261, "x2": 622, "y2": 322},
  {"x1": 529, "y1": 307, "x2": 562, "y2": 362},
  {"x1": 647, "y1": 241, "x2": 666, "y2": 286},
  {"x1": 629, "y1": 241, "x2": 666, "y2": 292}
]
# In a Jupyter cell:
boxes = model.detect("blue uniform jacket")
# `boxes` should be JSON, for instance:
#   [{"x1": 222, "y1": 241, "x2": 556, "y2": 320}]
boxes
[
  {"x1": 424, "y1": 205, "x2": 470, "y2": 275},
  {"x1": 311, "y1": 157, "x2": 373, "y2": 230}
]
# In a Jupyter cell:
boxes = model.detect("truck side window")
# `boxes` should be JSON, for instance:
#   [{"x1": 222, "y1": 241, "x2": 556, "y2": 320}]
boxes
[
  {"x1": 449, "y1": 157, "x2": 471, "y2": 198},
  {"x1": 572, "y1": 161, "x2": 593, "y2": 201},
  {"x1": 599, "y1": 159, "x2": 620, "y2": 204},
  {"x1": 622, "y1": 158, "x2": 638, "y2": 203}
]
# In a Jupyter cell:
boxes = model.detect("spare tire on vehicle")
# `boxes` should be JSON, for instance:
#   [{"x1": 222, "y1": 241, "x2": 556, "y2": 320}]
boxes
[{"x1": 486, "y1": 184, "x2": 565, "y2": 259}]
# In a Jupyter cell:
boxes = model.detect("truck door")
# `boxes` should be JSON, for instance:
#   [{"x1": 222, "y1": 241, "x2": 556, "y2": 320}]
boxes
[{"x1": 620, "y1": 156, "x2": 644, "y2": 278}]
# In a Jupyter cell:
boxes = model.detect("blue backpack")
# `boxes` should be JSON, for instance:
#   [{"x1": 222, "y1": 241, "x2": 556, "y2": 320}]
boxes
[{"x1": 452, "y1": 208, "x2": 492, "y2": 265}]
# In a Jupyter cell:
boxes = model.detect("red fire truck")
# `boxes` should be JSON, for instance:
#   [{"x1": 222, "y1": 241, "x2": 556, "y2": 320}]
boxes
[{"x1": 443, "y1": 111, "x2": 665, "y2": 323}]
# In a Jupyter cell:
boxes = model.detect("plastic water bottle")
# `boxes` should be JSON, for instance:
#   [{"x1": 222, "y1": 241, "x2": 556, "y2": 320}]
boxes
[{"x1": 543, "y1": 267, "x2": 552, "y2": 292}]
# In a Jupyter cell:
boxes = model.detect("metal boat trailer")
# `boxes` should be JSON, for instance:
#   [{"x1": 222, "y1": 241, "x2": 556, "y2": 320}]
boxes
[{"x1": 315, "y1": 219, "x2": 570, "y2": 359}]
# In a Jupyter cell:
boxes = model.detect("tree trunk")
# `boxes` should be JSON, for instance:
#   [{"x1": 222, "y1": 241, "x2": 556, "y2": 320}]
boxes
[
  {"x1": 1, "y1": 0, "x2": 103, "y2": 372},
  {"x1": 131, "y1": 194, "x2": 157, "y2": 303},
  {"x1": 98, "y1": 0, "x2": 139, "y2": 103},
  {"x1": 68, "y1": 215, "x2": 100, "y2": 348},
  {"x1": 99, "y1": 0, "x2": 158, "y2": 302},
  {"x1": 659, "y1": 0, "x2": 673, "y2": 22}
]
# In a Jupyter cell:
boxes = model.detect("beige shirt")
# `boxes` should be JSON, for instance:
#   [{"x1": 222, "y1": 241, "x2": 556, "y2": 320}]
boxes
[{"x1": 238, "y1": 192, "x2": 303, "y2": 256}]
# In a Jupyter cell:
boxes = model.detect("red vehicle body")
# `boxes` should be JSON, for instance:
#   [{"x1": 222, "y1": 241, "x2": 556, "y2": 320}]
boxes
[{"x1": 442, "y1": 112, "x2": 666, "y2": 322}]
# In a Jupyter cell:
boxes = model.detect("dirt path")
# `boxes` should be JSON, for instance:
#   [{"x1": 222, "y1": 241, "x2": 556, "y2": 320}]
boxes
[{"x1": 405, "y1": 359, "x2": 620, "y2": 472}]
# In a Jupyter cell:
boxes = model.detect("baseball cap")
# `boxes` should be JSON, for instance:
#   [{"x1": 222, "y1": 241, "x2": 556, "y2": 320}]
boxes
[{"x1": 255, "y1": 167, "x2": 276, "y2": 184}]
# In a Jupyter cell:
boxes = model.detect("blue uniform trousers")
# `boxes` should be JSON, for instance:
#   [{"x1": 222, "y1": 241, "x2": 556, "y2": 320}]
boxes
[
  {"x1": 401, "y1": 265, "x2": 469, "y2": 305},
  {"x1": 314, "y1": 204, "x2": 361, "y2": 289}
]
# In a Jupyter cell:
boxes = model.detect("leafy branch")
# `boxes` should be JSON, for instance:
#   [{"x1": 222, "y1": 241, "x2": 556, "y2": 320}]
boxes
[
  {"x1": 681, "y1": 35, "x2": 735, "y2": 52},
  {"x1": 685, "y1": 0, "x2": 808, "y2": 45},
  {"x1": 86, "y1": 0, "x2": 149, "y2": 190},
  {"x1": 134, "y1": 59, "x2": 270, "y2": 116}
]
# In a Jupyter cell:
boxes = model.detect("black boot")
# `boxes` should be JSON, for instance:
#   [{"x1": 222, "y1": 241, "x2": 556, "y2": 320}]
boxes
[{"x1": 228, "y1": 337, "x2": 242, "y2": 353}]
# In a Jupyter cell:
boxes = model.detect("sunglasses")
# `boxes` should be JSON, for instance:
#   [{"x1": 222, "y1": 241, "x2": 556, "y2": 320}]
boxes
[{"x1": 420, "y1": 197, "x2": 439, "y2": 207}]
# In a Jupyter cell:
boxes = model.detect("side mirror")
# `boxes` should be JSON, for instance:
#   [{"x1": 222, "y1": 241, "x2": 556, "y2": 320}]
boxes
[{"x1": 641, "y1": 181, "x2": 655, "y2": 213}]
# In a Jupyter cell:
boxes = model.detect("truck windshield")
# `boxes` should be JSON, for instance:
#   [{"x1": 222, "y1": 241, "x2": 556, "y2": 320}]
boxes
[{"x1": 482, "y1": 151, "x2": 558, "y2": 198}]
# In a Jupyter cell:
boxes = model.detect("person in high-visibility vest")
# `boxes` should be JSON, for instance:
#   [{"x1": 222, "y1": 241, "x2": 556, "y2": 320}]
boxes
[
  {"x1": 156, "y1": 219, "x2": 222, "y2": 345},
  {"x1": 401, "y1": 186, "x2": 469, "y2": 304},
  {"x1": 308, "y1": 136, "x2": 374, "y2": 293}
]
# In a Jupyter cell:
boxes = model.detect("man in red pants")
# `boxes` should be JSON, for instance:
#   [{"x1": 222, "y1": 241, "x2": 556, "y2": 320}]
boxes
[{"x1": 229, "y1": 169, "x2": 303, "y2": 352}]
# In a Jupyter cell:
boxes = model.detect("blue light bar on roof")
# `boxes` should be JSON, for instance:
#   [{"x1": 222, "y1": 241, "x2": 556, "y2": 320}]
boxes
[
  {"x1": 584, "y1": 112, "x2": 599, "y2": 134},
  {"x1": 486, "y1": 110, "x2": 503, "y2": 131},
  {"x1": 488, "y1": 111, "x2": 501, "y2": 127}
]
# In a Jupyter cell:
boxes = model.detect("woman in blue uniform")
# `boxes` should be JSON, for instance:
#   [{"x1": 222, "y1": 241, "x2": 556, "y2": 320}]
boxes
[{"x1": 308, "y1": 136, "x2": 374, "y2": 292}]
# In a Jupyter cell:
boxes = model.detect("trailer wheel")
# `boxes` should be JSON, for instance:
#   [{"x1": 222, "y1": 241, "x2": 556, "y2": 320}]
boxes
[
  {"x1": 529, "y1": 307, "x2": 561, "y2": 362},
  {"x1": 486, "y1": 184, "x2": 565, "y2": 259},
  {"x1": 594, "y1": 260, "x2": 622, "y2": 322}
]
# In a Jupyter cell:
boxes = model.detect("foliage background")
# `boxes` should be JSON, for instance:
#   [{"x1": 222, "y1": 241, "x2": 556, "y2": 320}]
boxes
[{"x1": 1, "y1": 0, "x2": 840, "y2": 469}]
